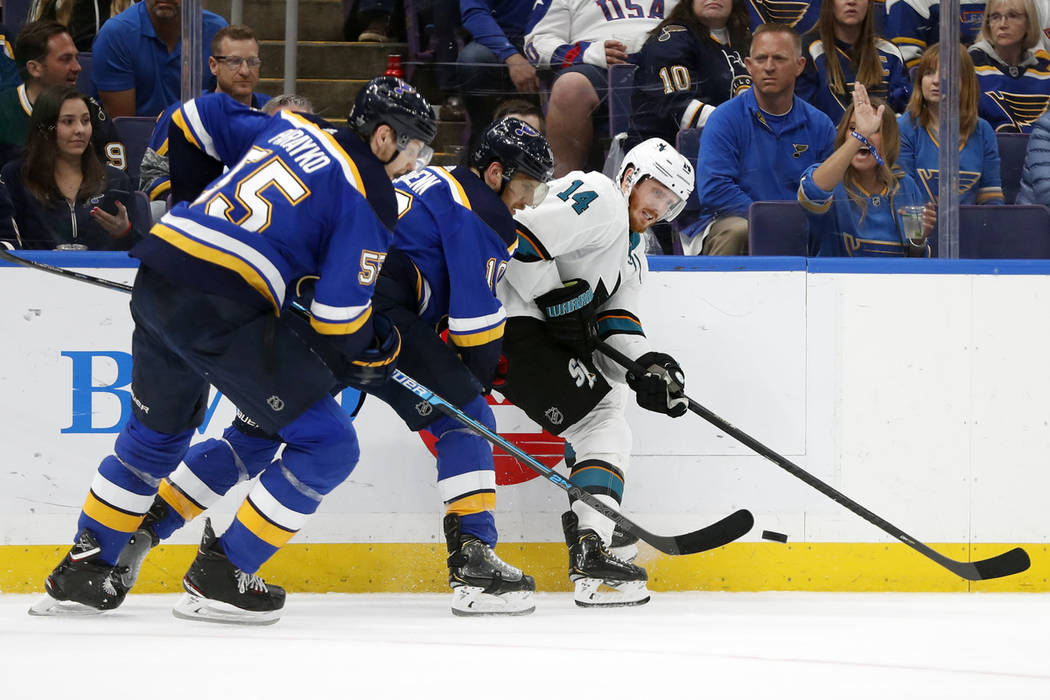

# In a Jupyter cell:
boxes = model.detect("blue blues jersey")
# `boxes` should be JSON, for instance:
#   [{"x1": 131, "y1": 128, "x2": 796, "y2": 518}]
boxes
[
  {"x1": 627, "y1": 24, "x2": 751, "y2": 148},
  {"x1": 797, "y1": 34, "x2": 911, "y2": 124},
  {"x1": 970, "y1": 41, "x2": 1050, "y2": 133},
  {"x1": 140, "y1": 91, "x2": 269, "y2": 201},
  {"x1": 132, "y1": 109, "x2": 392, "y2": 357},
  {"x1": 389, "y1": 166, "x2": 517, "y2": 381},
  {"x1": 163, "y1": 91, "x2": 398, "y2": 231},
  {"x1": 897, "y1": 113, "x2": 1005, "y2": 204},
  {"x1": 799, "y1": 163, "x2": 929, "y2": 255},
  {"x1": 748, "y1": 0, "x2": 821, "y2": 35},
  {"x1": 887, "y1": 0, "x2": 987, "y2": 68}
]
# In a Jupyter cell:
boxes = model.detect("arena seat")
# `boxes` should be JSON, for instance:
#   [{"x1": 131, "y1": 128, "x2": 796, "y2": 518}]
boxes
[
  {"x1": 996, "y1": 132, "x2": 1028, "y2": 204},
  {"x1": 673, "y1": 128, "x2": 702, "y2": 235},
  {"x1": 75, "y1": 53, "x2": 94, "y2": 98},
  {"x1": 112, "y1": 116, "x2": 157, "y2": 187},
  {"x1": 957, "y1": 204, "x2": 1050, "y2": 258},
  {"x1": 2, "y1": 0, "x2": 32, "y2": 38},
  {"x1": 608, "y1": 63, "x2": 637, "y2": 138},
  {"x1": 748, "y1": 201, "x2": 810, "y2": 255}
]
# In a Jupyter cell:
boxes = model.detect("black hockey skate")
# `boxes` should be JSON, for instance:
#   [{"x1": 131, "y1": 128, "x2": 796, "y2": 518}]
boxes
[
  {"x1": 114, "y1": 495, "x2": 167, "y2": 589},
  {"x1": 563, "y1": 511, "x2": 650, "y2": 608},
  {"x1": 29, "y1": 529, "x2": 129, "y2": 616},
  {"x1": 444, "y1": 514, "x2": 535, "y2": 616},
  {"x1": 610, "y1": 525, "x2": 640, "y2": 563},
  {"x1": 172, "y1": 518, "x2": 285, "y2": 626}
]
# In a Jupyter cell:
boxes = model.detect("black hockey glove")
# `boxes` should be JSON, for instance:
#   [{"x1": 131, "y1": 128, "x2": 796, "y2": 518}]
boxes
[
  {"x1": 626, "y1": 351, "x2": 687, "y2": 417},
  {"x1": 535, "y1": 279, "x2": 598, "y2": 357},
  {"x1": 341, "y1": 312, "x2": 401, "y2": 390}
]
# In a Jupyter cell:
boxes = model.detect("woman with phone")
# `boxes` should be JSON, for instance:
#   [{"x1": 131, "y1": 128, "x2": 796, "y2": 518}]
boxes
[{"x1": 0, "y1": 85, "x2": 142, "y2": 250}]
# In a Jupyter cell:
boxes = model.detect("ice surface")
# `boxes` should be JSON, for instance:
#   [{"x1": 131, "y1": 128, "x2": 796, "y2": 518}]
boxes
[{"x1": 2, "y1": 592, "x2": 1048, "y2": 699}]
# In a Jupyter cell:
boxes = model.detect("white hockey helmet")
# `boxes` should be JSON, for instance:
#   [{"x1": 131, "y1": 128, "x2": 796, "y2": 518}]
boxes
[{"x1": 616, "y1": 137, "x2": 695, "y2": 222}]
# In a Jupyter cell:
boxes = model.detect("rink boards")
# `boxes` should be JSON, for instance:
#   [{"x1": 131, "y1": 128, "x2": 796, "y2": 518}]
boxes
[{"x1": 1, "y1": 253, "x2": 1048, "y2": 593}]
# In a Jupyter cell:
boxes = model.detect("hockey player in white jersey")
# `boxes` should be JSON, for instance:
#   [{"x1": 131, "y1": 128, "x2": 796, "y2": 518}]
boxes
[{"x1": 495, "y1": 137, "x2": 693, "y2": 606}]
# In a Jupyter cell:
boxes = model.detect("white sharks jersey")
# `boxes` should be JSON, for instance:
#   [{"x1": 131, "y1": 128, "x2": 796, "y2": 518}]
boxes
[
  {"x1": 499, "y1": 170, "x2": 653, "y2": 382},
  {"x1": 525, "y1": 0, "x2": 678, "y2": 69}
]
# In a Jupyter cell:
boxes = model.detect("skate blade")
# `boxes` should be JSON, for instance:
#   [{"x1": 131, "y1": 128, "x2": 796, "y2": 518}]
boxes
[
  {"x1": 450, "y1": 587, "x2": 535, "y2": 616},
  {"x1": 172, "y1": 592, "x2": 281, "y2": 626},
  {"x1": 27, "y1": 593, "x2": 105, "y2": 617},
  {"x1": 573, "y1": 578, "x2": 651, "y2": 608}
]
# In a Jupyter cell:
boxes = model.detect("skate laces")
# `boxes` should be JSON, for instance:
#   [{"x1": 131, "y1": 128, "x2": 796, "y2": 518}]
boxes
[
  {"x1": 469, "y1": 540, "x2": 521, "y2": 577},
  {"x1": 235, "y1": 569, "x2": 268, "y2": 594}
]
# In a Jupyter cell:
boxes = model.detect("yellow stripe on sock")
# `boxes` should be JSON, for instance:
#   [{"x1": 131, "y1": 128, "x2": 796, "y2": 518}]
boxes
[
  {"x1": 235, "y1": 499, "x2": 297, "y2": 548},
  {"x1": 82, "y1": 492, "x2": 144, "y2": 533},
  {"x1": 158, "y1": 480, "x2": 204, "y2": 521},
  {"x1": 445, "y1": 492, "x2": 496, "y2": 517}
]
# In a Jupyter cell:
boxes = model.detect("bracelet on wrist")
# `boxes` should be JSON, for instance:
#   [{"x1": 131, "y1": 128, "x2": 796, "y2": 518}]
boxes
[{"x1": 850, "y1": 130, "x2": 885, "y2": 166}]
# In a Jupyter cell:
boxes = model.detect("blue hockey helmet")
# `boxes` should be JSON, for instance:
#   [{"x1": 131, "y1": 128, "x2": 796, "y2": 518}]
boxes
[
  {"x1": 348, "y1": 76, "x2": 437, "y2": 157},
  {"x1": 470, "y1": 117, "x2": 554, "y2": 205}
]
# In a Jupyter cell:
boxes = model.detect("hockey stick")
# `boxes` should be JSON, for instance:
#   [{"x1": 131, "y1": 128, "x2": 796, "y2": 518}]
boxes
[
  {"x1": 391, "y1": 370, "x2": 754, "y2": 556},
  {"x1": 596, "y1": 339, "x2": 1030, "y2": 581},
  {"x1": 0, "y1": 251, "x2": 753, "y2": 556},
  {"x1": 0, "y1": 248, "x2": 133, "y2": 293}
]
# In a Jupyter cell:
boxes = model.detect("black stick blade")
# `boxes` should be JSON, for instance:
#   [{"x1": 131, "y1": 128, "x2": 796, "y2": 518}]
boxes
[
  {"x1": 967, "y1": 547, "x2": 1031, "y2": 581},
  {"x1": 651, "y1": 509, "x2": 754, "y2": 556}
]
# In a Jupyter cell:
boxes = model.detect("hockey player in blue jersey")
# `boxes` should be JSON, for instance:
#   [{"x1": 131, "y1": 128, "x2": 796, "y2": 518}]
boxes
[
  {"x1": 30, "y1": 87, "x2": 417, "y2": 625},
  {"x1": 626, "y1": 0, "x2": 753, "y2": 149},
  {"x1": 366, "y1": 117, "x2": 554, "y2": 615},
  {"x1": 106, "y1": 77, "x2": 437, "y2": 595}
]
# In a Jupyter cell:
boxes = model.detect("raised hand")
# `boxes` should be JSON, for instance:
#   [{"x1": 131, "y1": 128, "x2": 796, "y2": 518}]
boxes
[{"x1": 851, "y1": 83, "x2": 884, "y2": 138}]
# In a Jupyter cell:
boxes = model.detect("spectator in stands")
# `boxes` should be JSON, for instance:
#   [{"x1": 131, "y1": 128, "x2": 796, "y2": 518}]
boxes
[
  {"x1": 796, "y1": 0, "x2": 910, "y2": 124},
  {"x1": 0, "y1": 24, "x2": 21, "y2": 87},
  {"x1": 970, "y1": 0, "x2": 1050, "y2": 133},
  {"x1": 626, "y1": 0, "x2": 752, "y2": 151},
  {"x1": 493, "y1": 97, "x2": 544, "y2": 131},
  {"x1": 139, "y1": 24, "x2": 268, "y2": 202},
  {"x1": 458, "y1": 0, "x2": 539, "y2": 147},
  {"x1": 29, "y1": 0, "x2": 133, "y2": 51},
  {"x1": 1016, "y1": 106, "x2": 1050, "y2": 202},
  {"x1": 262, "y1": 93, "x2": 314, "y2": 116},
  {"x1": 0, "y1": 20, "x2": 125, "y2": 170},
  {"x1": 748, "y1": 0, "x2": 822, "y2": 37},
  {"x1": 525, "y1": 0, "x2": 674, "y2": 176},
  {"x1": 898, "y1": 43, "x2": 1005, "y2": 203},
  {"x1": 887, "y1": 0, "x2": 987, "y2": 70},
  {"x1": 800, "y1": 84, "x2": 934, "y2": 255},
  {"x1": 344, "y1": 0, "x2": 398, "y2": 42},
  {"x1": 91, "y1": 0, "x2": 227, "y2": 118},
  {"x1": 0, "y1": 85, "x2": 142, "y2": 249},
  {"x1": 686, "y1": 23, "x2": 835, "y2": 255}
]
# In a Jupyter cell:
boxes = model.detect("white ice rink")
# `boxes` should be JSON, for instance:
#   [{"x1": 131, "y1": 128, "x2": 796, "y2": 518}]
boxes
[{"x1": 1, "y1": 591, "x2": 1048, "y2": 699}]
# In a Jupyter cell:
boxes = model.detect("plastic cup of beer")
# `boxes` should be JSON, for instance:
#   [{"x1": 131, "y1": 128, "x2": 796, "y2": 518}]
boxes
[{"x1": 897, "y1": 205, "x2": 926, "y2": 246}]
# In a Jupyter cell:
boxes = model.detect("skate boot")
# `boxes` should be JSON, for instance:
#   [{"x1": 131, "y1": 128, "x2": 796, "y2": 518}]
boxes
[
  {"x1": 563, "y1": 511, "x2": 650, "y2": 608},
  {"x1": 610, "y1": 525, "x2": 640, "y2": 563},
  {"x1": 114, "y1": 495, "x2": 167, "y2": 589},
  {"x1": 172, "y1": 518, "x2": 285, "y2": 626},
  {"x1": 444, "y1": 514, "x2": 535, "y2": 616},
  {"x1": 29, "y1": 529, "x2": 129, "y2": 616}
]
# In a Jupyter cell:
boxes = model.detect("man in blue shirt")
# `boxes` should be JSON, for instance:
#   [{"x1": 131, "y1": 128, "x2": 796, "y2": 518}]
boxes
[
  {"x1": 92, "y1": 0, "x2": 227, "y2": 118},
  {"x1": 457, "y1": 0, "x2": 539, "y2": 145},
  {"x1": 687, "y1": 23, "x2": 836, "y2": 255}
]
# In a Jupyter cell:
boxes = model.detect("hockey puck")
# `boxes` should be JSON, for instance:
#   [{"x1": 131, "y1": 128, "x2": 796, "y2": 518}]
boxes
[{"x1": 761, "y1": 530, "x2": 789, "y2": 543}]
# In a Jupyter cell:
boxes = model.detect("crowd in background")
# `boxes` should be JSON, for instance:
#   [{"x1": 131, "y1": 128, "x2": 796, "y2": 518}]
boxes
[{"x1": 2, "y1": 0, "x2": 1050, "y2": 256}]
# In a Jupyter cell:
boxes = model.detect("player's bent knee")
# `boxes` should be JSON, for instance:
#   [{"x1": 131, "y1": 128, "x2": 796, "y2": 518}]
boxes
[
  {"x1": 113, "y1": 414, "x2": 195, "y2": 479},
  {"x1": 278, "y1": 398, "x2": 359, "y2": 492}
]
